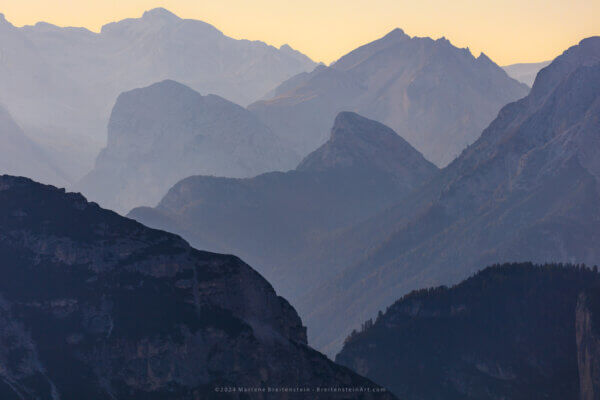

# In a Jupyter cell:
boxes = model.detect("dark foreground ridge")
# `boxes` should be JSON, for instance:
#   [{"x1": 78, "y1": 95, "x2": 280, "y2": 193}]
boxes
[
  {"x1": 0, "y1": 175, "x2": 394, "y2": 399},
  {"x1": 337, "y1": 262, "x2": 600, "y2": 399}
]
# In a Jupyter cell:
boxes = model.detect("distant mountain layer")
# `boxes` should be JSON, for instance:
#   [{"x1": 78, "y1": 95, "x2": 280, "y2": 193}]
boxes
[
  {"x1": 0, "y1": 9, "x2": 315, "y2": 180},
  {"x1": 76, "y1": 80, "x2": 297, "y2": 213},
  {"x1": 0, "y1": 105, "x2": 68, "y2": 186},
  {"x1": 0, "y1": 175, "x2": 394, "y2": 400},
  {"x1": 336, "y1": 263, "x2": 600, "y2": 400},
  {"x1": 249, "y1": 28, "x2": 529, "y2": 167},
  {"x1": 297, "y1": 36, "x2": 600, "y2": 356},
  {"x1": 503, "y1": 60, "x2": 552, "y2": 86},
  {"x1": 129, "y1": 112, "x2": 438, "y2": 301}
]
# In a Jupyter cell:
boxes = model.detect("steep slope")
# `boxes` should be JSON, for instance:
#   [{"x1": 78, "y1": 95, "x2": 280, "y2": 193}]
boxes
[
  {"x1": 298, "y1": 36, "x2": 600, "y2": 355},
  {"x1": 503, "y1": 60, "x2": 552, "y2": 87},
  {"x1": 0, "y1": 105, "x2": 68, "y2": 186},
  {"x1": 0, "y1": 9, "x2": 315, "y2": 180},
  {"x1": 577, "y1": 286, "x2": 600, "y2": 400},
  {"x1": 76, "y1": 80, "x2": 296, "y2": 213},
  {"x1": 0, "y1": 175, "x2": 394, "y2": 400},
  {"x1": 336, "y1": 263, "x2": 600, "y2": 400},
  {"x1": 129, "y1": 112, "x2": 438, "y2": 302},
  {"x1": 249, "y1": 29, "x2": 528, "y2": 166}
]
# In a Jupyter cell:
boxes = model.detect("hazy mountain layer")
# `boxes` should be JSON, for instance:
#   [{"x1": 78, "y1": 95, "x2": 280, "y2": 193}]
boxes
[
  {"x1": 0, "y1": 175, "x2": 394, "y2": 400},
  {"x1": 336, "y1": 263, "x2": 599, "y2": 399},
  {"x1": 0, "y1": 105, "x2": 68, "y2": 186},
  {"x1": 77, "y1": 80, "x2": 297, "y2": 213},
  {"x1": 503, "y1": 60, "x2": 552, "y2": 86},
  {"x1": 249, "y1": 28, "x2": 529, "y2": 166},
  {"x1": 0, "y1": 9, "x2": 315, "y2": 181},
  {"x1": 297, "y1": 36, "x2": 600, "y2": 355},
  {"x1": 129, "y1": 112, "x2": 438, "y2": 301}
]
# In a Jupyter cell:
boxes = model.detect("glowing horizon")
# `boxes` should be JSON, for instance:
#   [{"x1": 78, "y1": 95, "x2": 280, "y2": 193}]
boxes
[{"x1": 2, "y1": 0, "x2": 599, "y2": 65}]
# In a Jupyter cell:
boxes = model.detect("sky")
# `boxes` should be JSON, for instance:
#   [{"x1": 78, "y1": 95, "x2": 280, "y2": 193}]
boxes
[{"x1": 1, "y1": 0, "x2": 599, "y2": 65}]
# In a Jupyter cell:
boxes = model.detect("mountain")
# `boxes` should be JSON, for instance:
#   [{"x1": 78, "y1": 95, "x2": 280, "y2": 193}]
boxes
[
  {"x1": 297, "y1": 36, "x2": 600, "y2": 356},
  {"x1": 577, "y1": 285, "x2": 600, "y2": 400},
  {"x1": 336, "y1": 263, "x2": 600, "y2": 400},
  {"x1": 129, "y1": 112, "x2": 438, "y2": 302},
  {"x1": 503, "y1": 60, "x2": 552, "y2": 86},
  {"x1": 249, "y1": 28, "x2": 529, "y2": 167},
  {"x1": 76, "y1": 80, "x2": 297, "y2": 213},
  {"x1": 0, "y1": 9, "x2": 315, "y2": 181},
  {"x1": 0, "y1": 174, "x2": 395, "y2": 399},
  {"x1": 0, "y1": 104, "x2": 68, "y2": 186}
]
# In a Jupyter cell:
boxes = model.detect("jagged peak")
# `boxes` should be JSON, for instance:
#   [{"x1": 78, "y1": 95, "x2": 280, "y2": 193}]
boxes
[{"x1": 477, "y1": 52, "x2": 495, "y2": 64}]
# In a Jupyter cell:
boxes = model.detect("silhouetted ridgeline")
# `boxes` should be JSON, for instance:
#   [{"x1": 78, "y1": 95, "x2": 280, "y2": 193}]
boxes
[{"x1": 337, "y1": 262, "x2": 600, "y2": 400}]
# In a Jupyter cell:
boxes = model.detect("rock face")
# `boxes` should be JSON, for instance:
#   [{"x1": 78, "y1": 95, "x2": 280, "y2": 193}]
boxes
[
  {"x1": 0, "y1": 105, "x2": 68, "y2": 186},
  {"x1": 0, "y1": 9, "x2": 315, "y2": 180},
  {"x1": 502, "y1": 60, "x2": 552, "y2": 87},
  {"x1": 577, "y1": 287, "x2": 600, "y2": 400},
  {"x1": 76, "y1": 80, "x2": 296, "y2": 213},
  {"x1": 336, "y1": 263, "x2": 600, "y2": 400},
  {"x1": 0, "y1": 175, "x2": 394, "y2": 400},
  {"x1": 129, "y1": 112, "x2": 438, "y2": 302},
  {"x1": 249, "y1": 28, "x2": 529, "y2": 166},
  {"x1": 297, "y1": 36, "x2": 600, "y2": 356}
]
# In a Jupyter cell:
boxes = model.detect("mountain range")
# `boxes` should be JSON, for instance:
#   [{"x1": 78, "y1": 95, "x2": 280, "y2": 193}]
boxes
[
  {"x1": 297, "y1": 36, "x2": 600, "y2": 355},
  {"x1": 76, "y1": 80, "x2": 297, "y2": 213},
  {"x1": 0, "y1": 175, "x2": 394, "y2": 399},
  {"x1": 0, "y1": 8, "x2": 315, "y2": 181},
  {"x1": 336, "y1": 263, "x2": 599, "y2": 399},
  {"x1": 129, "y1": 112, "x2": 438, "y2": 301},
  {"x1": 249, "y1": 28, "x2": 529, "y2": 167}
]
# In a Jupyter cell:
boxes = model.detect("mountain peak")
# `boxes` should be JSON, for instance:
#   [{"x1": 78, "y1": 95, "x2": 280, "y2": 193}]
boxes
[
  {"x1": 297, "y1": 112, "x2": 437, "y2": 179},
  {"x1": 477, "y1": 52, "x2": 493, "y2": 63},
  {"x1": 382, "y1": 27, "x2": 408, "y2": 41},
  {"x1": 142, "y1": 7, "x2": 181, "y2": 21}
]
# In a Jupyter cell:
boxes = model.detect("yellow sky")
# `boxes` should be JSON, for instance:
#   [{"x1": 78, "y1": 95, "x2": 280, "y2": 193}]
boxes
[{"x1": 1, "y1": 0, "x2": 599, "y2": 65}]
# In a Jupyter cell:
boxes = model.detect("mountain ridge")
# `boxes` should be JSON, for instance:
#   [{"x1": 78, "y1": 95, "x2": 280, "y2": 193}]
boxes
[
  {"x1": 0, "y1": 9, "x2": 316, "y2": 181},
  {"x1": 0, "y1": 174, "x2": 395, "y2": 399},
  {"x1": 249, "y1": 28, "x2": 528, "y2": 167},
  {"x1": 129, "y1": 112, "x2": 438, "y2": 302},
  {"x1": 296, "y1": 36, "x2": 600, "y2": 356},
  {"x1": 76, "y1": 79, "x2": 297, "y2": 213}
]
